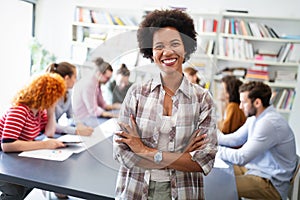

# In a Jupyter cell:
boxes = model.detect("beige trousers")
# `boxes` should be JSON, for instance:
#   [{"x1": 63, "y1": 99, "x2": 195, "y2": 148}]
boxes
[
  {"x1": 234, "y1": 165, "x2": 281, "y2": 200},
  {"x1": 147, "y1": 181, "x2": 171, "y2": 200}
]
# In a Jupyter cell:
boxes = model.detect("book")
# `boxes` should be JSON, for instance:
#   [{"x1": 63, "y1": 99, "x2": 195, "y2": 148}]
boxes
[
  {"x1": 248, "y1": 22, "x2": 262, "y2": 37},
  {"x1": 90, "y1": 10, "x2": 97, "y2": 23},
  {"x1": 114, "y1": 16, "x2": 125, "y2": 26},
  {"x1": 280, "y1": 35, "x2": 300, "y2": 40},
  {"x1": 269, "y1": 27, "x2": 279, "y2": 38},
  {"x1": 230, "y1": 18, "x2": 235, "y2": 34},
  {"x1": 213, "y1": 19, "x2": 218, "y2": 32},
  {"x1": 240, "y1": 19, "x2": 248, "y2": 36},
  {"x1": 206, "y1": 39, "x2": 215, "y2": 55},
  {"x1": 287, "y1": 43, "x2": 300, "y2": 63},
  {"x1": 277, "y1": 43, "x2": 292, "y2": 62}
]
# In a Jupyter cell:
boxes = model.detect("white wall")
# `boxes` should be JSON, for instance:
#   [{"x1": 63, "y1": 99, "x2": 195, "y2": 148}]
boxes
[
  {"x1": 0, "y1": 0, "x2": 33, "y2": 114},
  {"x1": 35, "y1": 0, "x2": 300, "y2": 153}
]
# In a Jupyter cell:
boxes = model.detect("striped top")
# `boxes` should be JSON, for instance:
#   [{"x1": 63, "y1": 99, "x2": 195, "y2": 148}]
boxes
[{"x1": 0, "y1": 104, "x2": 47, "y2": 143}]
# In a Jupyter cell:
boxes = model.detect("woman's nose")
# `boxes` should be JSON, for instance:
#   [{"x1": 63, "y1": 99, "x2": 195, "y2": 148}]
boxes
[{"x1": 162, "y1": 47, "x2": 175, "y2": 55}]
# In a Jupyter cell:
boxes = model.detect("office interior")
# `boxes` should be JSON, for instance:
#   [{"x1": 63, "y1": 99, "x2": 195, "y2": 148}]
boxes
[{"x1": 1, "y1": 0, "x2": 300, "y2": 199}]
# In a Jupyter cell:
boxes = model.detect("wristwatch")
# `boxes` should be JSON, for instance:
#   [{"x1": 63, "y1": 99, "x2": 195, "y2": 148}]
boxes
[{"x1": 154, "y1": 150, "x2": 163, "y2": 164}]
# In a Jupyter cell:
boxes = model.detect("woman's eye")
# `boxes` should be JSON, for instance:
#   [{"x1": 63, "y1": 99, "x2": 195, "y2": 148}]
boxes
[
  {"x1": 154, "y1": 45, "x2": 163, "y2": 50},
  {"x1": 171, "y1": 42, "x2": 180, "y2": 47}
]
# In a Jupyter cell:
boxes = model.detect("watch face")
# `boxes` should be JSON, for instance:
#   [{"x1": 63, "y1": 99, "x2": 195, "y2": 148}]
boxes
[{"x1": 154, "y1": 151, "x2": 162, "y2": 163}]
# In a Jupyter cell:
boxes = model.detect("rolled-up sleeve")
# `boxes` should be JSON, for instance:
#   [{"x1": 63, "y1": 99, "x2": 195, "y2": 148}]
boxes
[
  {"x1": 113, "y1": 85, "x2": 142, "y2": 168},
  {"x1": 191, "y1": 91, "x2": 218, "y2": 175}
]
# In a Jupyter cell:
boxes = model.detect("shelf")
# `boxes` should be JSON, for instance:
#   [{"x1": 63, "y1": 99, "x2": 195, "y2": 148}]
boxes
[
  {"x1": 266, "y1": 81, "x2": 297, "y2": 88},
  {"x1": 72, "y1": 21, "x2": 138, "y2": 30},
  {"x1": 220, "y1": 33, "x2": 300, "y2": 43},
  {"x1": 217, "y1": 56, "x2": 299, "y2": 67},
  {"x1": 222, "y1": 12, "x2": 300, "y2": 22}
]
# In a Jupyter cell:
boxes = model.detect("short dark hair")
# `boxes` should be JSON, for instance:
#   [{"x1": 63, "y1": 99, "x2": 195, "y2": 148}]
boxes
[
  {"x1": 137, "y1": 9, "x2": 197, "y2": 62},
  {"x1": 239, "y1": 81, "x2": 271, "y2": 107},
  {"x1": 221, "y1": 75, "x2": 243, "y2": 103}
]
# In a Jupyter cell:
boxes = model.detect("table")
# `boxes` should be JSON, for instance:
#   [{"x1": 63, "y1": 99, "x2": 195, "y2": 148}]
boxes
[
  {"x1": 0, "y1": 138, "x2": 238, "y2": 200},
  {"x1": 204, "y1": 162, "x2": 239, "y2": 200},
  {"x1": 0, "y1": 136, "x2": 118, "y2": 200}
]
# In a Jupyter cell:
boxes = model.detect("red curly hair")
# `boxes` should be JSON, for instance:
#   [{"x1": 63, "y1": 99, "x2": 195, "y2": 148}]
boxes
[{"x1": 12, "y1": 73, "x2": 66, "y2": 110}]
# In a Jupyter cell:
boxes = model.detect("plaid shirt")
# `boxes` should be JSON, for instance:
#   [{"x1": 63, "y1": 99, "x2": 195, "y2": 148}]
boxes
[{"x1": 113, "y1": 76, "x2": 217, "y2": 200}]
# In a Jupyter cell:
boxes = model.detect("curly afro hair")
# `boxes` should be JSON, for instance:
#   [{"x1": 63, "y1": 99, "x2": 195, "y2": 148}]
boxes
[{"x1": 137, "y1": 9, "x2": 197, "y2": 62}]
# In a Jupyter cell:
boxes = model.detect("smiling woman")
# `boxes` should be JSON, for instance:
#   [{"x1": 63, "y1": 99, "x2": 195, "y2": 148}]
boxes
[{"x1": 113, "y1": 9, "x2": 217, "y2": 200}]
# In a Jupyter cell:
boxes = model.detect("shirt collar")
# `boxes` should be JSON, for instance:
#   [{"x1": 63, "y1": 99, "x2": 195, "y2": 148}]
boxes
[
  {"x1": 150, "y1": 73, "x2": 192, "y2": 99},
  {"x1": 256, "y1": 105, "x2": 275, "y2": 120}
]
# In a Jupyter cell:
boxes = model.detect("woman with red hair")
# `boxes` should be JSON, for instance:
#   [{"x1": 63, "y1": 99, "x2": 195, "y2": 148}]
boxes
[{"x1": 0, "y1": 73, "x2": 67, "y2": 199}]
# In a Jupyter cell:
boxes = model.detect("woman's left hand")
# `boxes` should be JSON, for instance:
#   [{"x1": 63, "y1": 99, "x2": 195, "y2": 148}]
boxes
[{"x1": 115, "y1": 114, "x2": 148, "y2": 154}]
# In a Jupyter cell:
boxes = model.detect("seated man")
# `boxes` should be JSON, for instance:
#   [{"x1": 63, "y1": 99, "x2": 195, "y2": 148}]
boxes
[{"x1": 218, "y1": 81, "x2": 297, "y2": 200}]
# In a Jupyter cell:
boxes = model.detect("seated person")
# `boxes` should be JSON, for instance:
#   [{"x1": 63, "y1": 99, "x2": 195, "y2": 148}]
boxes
[
  {"x1": 72, "y1": 57, "x2": 120, "y2": 128},
  {"x1": 107, "y1": 63, "x2": 133, "y2": 104},
  {"x1": 183, "y1": 66, "x2": 200, "y2": 85},
  {"x1": 218, "y1": 75, "x2": 246, "y2": 134},
  {"x1": 218, "y1": 81, "x2": 297, "y2": 200},
  {"x1": 0, "y1": 73, "x2": 67, "y2": 200},
  {"x1": 46, "y1": 62, "x2": 94, "y2": 136}
]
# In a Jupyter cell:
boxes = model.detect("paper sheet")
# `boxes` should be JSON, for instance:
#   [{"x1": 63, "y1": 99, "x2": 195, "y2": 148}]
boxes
[
  {"x1": 18, "y1": 118, "x2": 120, "y2": 161},
  {"x1": 19, "y1": 149, "x2": 73, "y2": 161}
]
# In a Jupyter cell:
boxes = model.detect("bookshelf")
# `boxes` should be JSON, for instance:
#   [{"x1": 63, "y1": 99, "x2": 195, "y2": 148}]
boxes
[
  {"x1": 185, "y1": 12, "x2": 221, "y2": 88},
  {"x1": 70, "y1": 6, "x2": 300, "y2": 120},
  {"x1": 212, "y1": 11, "x2": 300, "y2": 121},
  {"x1": 71, "y1": 6, "x2": 143, "y2": 64}
]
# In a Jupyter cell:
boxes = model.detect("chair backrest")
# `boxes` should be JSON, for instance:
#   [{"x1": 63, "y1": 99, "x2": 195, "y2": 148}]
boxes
[{"x1": 291, "y1": 155, "x2": 300, "y2": 184}]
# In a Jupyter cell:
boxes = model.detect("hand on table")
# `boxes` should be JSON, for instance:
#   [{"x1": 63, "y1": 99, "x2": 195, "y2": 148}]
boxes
[
  {"x1": 76, "y1": 123, "x2": 94, "y2": 136},
  {"x1": 44, "y1": 138, "x2": 66, "y2": 149}
]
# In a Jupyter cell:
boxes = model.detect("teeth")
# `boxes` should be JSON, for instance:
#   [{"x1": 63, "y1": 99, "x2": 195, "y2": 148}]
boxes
[{"x1": 163, "y1": 59, "x2": 176, "y2": 64}]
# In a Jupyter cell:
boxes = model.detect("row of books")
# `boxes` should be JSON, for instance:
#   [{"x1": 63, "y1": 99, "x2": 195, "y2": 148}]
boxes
[
  {"x1": 218, "y1": 37, "x2": 254, "y2": 59},
  {"x1": 75, "y1": 7, "x2": 138, "y2": 26},
  {"x1": 245, "y1": 65, "x2": 269, "y2": 81},
  {"x1": 277, "y1": 43, "x2": 300, "y2": 63},
  {"x1": 220, "y1": 18, "x2": 280, "y2": 38},
  {"x1": 197, "y1": 18, "x2": 218, "y2": 33},
  {"x1": 271, "y1": 88, "x2": 296, "y2": 111},
  {"x1": 218, "y1": 37, "x2": 300, "y2": 64},
  {"x1": 217, "y1": 64, "x2": 297, "y2": 83}
]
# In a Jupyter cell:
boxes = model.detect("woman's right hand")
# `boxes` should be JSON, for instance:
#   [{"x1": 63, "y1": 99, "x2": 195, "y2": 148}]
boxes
[
  {"x1": 44, "y1": 139, "x2": 66, "y2": 149},
  {"x1": 76, "y1": 123, "x2": 94, "y2": 136}
]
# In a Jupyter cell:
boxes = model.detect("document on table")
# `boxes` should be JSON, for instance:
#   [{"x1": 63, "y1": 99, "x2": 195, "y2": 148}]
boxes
[{"x1": 18, "y1": 118, "x2": 120, "y2": 161}]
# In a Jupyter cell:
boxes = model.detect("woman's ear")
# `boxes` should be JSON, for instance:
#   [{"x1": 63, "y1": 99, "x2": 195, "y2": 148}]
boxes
[{"x1": 64, "y1": 75, "x2": 70, "y2": 81}]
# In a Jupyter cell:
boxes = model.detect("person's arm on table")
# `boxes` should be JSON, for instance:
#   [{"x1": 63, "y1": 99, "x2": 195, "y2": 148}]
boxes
[
  {"x1": 218, "y1": 119, "x2": 277, "y2": 165},
  {"x1": 2, "y1": 139, "x2": 66, "y2": 152}
]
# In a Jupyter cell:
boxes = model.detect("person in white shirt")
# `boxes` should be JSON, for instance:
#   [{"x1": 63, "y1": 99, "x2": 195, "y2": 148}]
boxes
[{"x1": 218, "y1": 81, "x2": 297, "y2": 200}]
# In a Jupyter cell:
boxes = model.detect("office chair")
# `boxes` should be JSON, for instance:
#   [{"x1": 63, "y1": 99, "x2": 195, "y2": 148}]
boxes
[{"x1": 288, "y1": 155, "x2": 300, "y2": 200}]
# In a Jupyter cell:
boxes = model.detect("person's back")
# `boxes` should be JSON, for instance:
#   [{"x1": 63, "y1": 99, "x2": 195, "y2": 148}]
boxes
[
  {"x1": 218, "y1": 75, "x2": 246, "y2": 134},
  {"x1": 245, "y1": 106, "x2": 296, "y2": 197},
  {"x1": 108, "y1": 63, "x2": 132, "y2": 104},
  {"x1": 72, "y1": 73, "x2": 99, "y2": 120},
  {"x1": 218, "y1": 81, "x2": 297, "y2": 200}
]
